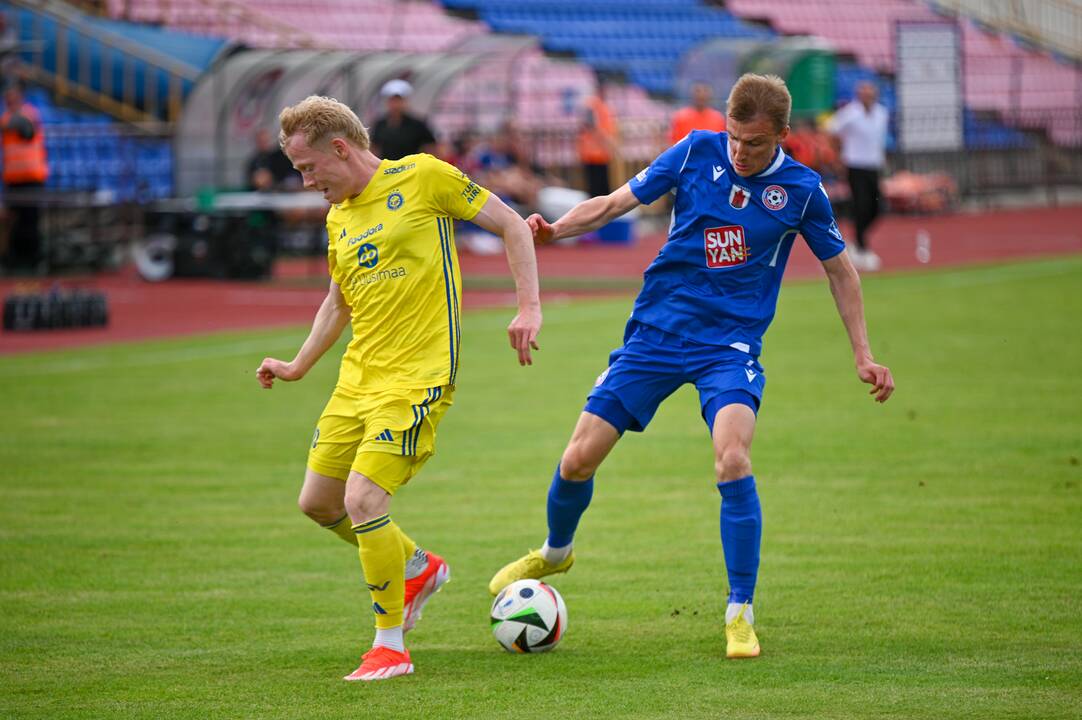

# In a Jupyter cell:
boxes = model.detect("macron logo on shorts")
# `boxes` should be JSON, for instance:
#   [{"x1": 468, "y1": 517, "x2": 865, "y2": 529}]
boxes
[{"x1": 704, "y1": 226, "x2": 748, "y2": 268}]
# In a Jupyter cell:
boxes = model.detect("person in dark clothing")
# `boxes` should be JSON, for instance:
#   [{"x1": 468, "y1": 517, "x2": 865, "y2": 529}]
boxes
[
  {"x1": 247, "y1": 127, "x2": 297, "y2": 190},
  {"x1": 369, "y1": 80, "x2": 436, "y2": 161}
]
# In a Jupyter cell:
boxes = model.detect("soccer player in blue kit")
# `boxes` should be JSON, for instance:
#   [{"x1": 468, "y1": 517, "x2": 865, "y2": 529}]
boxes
[{"x1": 489, "y1": 74, "x2": 895, "y2": 658}]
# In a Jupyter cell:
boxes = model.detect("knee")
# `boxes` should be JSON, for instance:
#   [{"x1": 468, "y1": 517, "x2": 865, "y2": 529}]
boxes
[
  {"x1": 715, "y1": 445, "x2": 752, "y2": 483},
  {"x1": 560, "y1": 444, "x2": 600, "y2": 482},
  {"x1": 343, "y1": 481, "x2": 387, "y2": 524},
  {"x1": 297, "y1": 491, "x2": 343, "y2": 526}
]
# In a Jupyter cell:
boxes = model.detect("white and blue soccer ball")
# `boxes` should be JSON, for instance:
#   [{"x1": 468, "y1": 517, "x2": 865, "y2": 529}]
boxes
[{"x1": 490, "y1": 579, "x2": 568, "y2": 653}]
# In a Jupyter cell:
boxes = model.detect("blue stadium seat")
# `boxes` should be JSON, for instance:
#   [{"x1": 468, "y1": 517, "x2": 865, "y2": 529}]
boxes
[
  {"x1": 16, "y1": 88, "x2": 175, "y2": 201},
  {"x1": 454, "y1": 0, "x2": 778, "y2": 97}
]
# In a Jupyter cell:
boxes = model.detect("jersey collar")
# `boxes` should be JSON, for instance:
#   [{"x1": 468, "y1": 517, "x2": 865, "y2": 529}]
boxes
[
  {"x1": 336, "y1": 159, "x2": 387, "y2": 209},
  {"x1": 725, "y1": 141, "x2": 787, "y2": 180}
]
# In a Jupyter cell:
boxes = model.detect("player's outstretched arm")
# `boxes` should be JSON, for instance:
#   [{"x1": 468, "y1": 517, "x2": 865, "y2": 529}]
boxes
[
  {"x1": 256, "y1": 280, "x2": 351, "y2": 389},
  {"x1": 470, "y1": 194, "x2": 542, "y2": 366},
  {"x1": 527, "y1": 184, "x2": 641, "y2": 246},
  {"x1": 821, "y1": 252, "x2": 895, "y2": 403}
]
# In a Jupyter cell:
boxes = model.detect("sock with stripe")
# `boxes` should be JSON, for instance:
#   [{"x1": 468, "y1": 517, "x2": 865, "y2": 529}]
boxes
[
  {"x1": 353, "y1": 514, "x2": 408, "y2": 630},
  {"x1": 543, "y1": 464, "x2": 593, "y2": 564},
  {"x1": 717, "y1": 475, "x2": 762, "y2": 605},
  {"x1": 321, "y1": 513, "x2": 358, "y2": 546}
]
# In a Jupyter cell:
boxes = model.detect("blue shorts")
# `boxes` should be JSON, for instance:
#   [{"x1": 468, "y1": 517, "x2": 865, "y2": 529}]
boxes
[{"x1": 584, "y1": 321, "x2": 765, "y2": 434}]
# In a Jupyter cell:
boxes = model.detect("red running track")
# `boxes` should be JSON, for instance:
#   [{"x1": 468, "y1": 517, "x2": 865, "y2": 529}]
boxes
[{"x1": 1, "y1": 204, "x2": 1079, "y2": 355}]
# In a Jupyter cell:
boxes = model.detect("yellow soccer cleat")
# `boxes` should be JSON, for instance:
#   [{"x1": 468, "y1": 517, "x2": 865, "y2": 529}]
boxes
[
  {"x1": 488, "y1": 549, "x2": 575, "y2": 596},
  {"x1": 725, "y1": 603, "x2": 761, "y2": 659}
]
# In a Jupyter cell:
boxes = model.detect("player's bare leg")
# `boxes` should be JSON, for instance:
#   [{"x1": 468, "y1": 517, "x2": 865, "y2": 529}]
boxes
[{"x1": 298, "y1": 468, "x2": 355, "y2": 545}]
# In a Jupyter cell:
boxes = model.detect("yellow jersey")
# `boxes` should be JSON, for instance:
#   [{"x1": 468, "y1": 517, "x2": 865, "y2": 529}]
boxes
[{"x1": 324, "y1": 153, "x2": 490, "y2": 392}]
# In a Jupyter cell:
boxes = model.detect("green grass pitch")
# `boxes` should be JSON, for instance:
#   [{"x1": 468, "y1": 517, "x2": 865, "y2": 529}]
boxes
[{"x1": 1, "y1": 256, "x2": 1080, "y2": 719}]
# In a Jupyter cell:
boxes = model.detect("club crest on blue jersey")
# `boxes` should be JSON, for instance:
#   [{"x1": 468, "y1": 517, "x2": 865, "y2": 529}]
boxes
[
  {"x1": 704, "y1": 225, "x2": 748, "y2": 268},
  {"x1": 387, "y1": 191, "x2": 405, "y2": 211},
  {"x1": 762, "y1": 185, "x2": 787, "y2": 210},
  {"x1": 729, "y1": 184, "x2": 751, "y2": 210}
]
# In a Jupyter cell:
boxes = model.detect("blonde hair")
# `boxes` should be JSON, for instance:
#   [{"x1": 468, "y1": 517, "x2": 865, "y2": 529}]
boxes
[
  {"x1": 726, "y1": 74, "x2": 791, "y2": 133},
  {"x1": 278, "y1": 95, "x2": 369, "y2": 151}
]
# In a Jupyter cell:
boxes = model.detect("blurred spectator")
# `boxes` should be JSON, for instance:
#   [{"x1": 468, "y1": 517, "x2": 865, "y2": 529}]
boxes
[
  {"x1": 370, "y1": 79, "x2": 436, "y2": 161},
  {"x1": 784, "y1": 117, "x2": 847, "y2": 199},
  {"x1": 785, "y1": 119, "x2": 841, "y2": 176},
  {"x1": 458, "y1": 123, "x2": 584, "y2": 254},
  {"x1": 471, "y1": 123, "x2": 564, "y2": 215},
  {"x1": 829, "y1": 81, "x2": 888, "y2": 272},
  {"x1": 577, "y1": 90, "x2": 618, "y2": 198},
  {"x1": 247, "y1": 127, "x2": 297, "y2": 191},
  {"x1": 1, "y1": 78, "x2": 49, "y2": 273},
  {"x1": 442, "y1": 130, "x2": 483, "y2": 177},
  {"x1": 669, "y1": 83, "x2": 726, "y2": 145}
]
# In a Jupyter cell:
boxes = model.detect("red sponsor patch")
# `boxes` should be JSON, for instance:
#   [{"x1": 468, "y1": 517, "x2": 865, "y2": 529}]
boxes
[{"x1": 704, "y1": 225, "x2": 748, "y2": 268}]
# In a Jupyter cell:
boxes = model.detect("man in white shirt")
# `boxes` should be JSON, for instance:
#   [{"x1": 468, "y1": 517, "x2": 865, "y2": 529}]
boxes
[{"x1": 830, "y1": 82, "x2": 888, "y2": 271}]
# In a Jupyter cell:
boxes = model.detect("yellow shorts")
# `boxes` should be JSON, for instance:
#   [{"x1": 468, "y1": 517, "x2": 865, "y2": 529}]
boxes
[{"x1": 306, "y1": 384, "x2": 454, "y2": 493}]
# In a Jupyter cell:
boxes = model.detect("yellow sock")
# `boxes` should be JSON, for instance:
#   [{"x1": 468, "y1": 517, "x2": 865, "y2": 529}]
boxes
[
  {"x1": 321, "y1": 513, "x2": 358, "y2": 546},
  {"x1": 399, "y1": 527, "x2": 417, "y2": 561},
  {"x1": 353, "y1": 514, "x2": 406, "y2": 629}
]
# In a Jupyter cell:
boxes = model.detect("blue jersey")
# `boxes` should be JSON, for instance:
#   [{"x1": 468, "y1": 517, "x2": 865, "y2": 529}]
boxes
[{"x1": 628, "y1": 130, "x2": 845, "y2": 357}]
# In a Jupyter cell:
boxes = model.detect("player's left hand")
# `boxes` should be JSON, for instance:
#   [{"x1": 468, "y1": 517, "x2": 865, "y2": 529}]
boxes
[
  {"x1": 508, "y1": 307, "x2": 542, "y2": 366},
  {"x1": 857, "y1": 359, "x2": 894, "y2": 403}
]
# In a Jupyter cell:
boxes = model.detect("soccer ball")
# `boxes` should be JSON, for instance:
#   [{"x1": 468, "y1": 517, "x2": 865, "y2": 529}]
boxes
[{"x1": 490, "y1": 579, "x2": 568, "y2": 653}]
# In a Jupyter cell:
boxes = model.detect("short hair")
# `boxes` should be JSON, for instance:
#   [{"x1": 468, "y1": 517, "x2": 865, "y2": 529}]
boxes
[
  {"x1": 726, "y1": 74, "x2": 791, "y2": 133},
  {"x1": 278, "y1": 95, "x2": 369, "y2": 151}
]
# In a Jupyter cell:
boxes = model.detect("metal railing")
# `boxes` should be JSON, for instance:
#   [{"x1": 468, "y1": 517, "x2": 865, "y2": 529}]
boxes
[
  {"x1": 9, "y1": 0, "x2": 201, "y2": 127},
  {"x1": 930, "y1": 0, "x2": 1082, "y2": 63},
  {"x1": 104, "y1": 0, "x2": 323, "y2": 50}
]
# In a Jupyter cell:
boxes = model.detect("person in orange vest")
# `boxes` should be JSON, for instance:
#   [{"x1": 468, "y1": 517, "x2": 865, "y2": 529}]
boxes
[
  {"x1": 669, "y1": 82, "x2": 726, "y2": 145},
  {"x1": 2, "y1": 79, "x2": 49, "y2": 272},
  {"x1": 577, "y1": 90, "x2": 618, "y2": 198}
]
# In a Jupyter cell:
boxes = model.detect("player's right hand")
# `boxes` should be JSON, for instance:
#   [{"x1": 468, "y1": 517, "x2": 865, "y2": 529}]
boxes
[
  {"x1": 526, "y1": 213, "x2": 556, "y2": 246},
  {"x1": 256, "y1": 357, "x2": 302, "y2": 389},
  {"x1": 856, "y1": 359, "x2": 894, "y2": 403}
]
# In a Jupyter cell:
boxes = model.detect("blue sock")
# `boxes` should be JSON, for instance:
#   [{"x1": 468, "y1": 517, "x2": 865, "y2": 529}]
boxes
[
  {"x1": 546, "y1": 465, "x2": 594, "y2": 548},
  {"x1": 718, "y1": 475, "x2": 761, "y2": 605}
]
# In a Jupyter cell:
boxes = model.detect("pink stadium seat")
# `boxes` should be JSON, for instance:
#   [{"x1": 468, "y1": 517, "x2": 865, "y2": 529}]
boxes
[{"x1": 725, "y1": 0, "x2": 1081, "y2": 144}]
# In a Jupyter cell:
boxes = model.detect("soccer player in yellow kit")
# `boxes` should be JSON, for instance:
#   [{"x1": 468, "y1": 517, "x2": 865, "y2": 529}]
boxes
[{"x1": 256, "y1": 96, "x2": 541, "y2": 681}]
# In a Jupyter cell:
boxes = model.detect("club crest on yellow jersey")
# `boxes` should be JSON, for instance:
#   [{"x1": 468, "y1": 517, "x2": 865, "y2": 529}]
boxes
[
  {"x1": 357, "y1": 243, "x2": 379, "y2": 268},
  {"x1": 387, "y1": 191, "x2": 405, "y2": 211}
]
